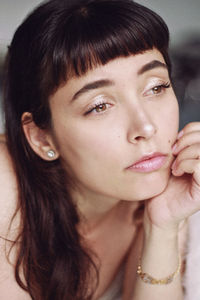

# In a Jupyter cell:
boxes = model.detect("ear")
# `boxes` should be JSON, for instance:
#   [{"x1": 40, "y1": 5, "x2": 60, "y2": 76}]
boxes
[{"x1": 22, "y1": 112, "x2": 59, "y2": 161}]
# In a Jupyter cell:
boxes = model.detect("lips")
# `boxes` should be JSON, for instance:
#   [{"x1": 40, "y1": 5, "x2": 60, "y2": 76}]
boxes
[{"x1": 127, "y1": 152, "x2": 167, "y2": 173}]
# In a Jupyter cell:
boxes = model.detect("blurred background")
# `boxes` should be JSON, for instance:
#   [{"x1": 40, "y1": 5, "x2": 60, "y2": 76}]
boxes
[{"x1": 0, "y1": 0, "x2": 200, "y2": 133}]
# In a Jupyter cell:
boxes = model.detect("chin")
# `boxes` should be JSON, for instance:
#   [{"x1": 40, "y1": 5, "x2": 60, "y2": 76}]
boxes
[
  {"x1": 142, "y1": 180, "x2": 168, "y2": 200},
  {"x1": 128, "y1": 169, "x2": 171, "y2": 201}
]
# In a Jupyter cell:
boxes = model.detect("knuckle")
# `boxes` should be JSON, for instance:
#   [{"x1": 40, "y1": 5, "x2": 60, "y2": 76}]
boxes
[
  {"x1": 196, "y1": 162, "x2": 200, "y2": 173},
  {"x1": 182, "y1": 123, "x2": 193, "y2": 132},
  {"x1": 184, "y1": 122, "x2": 200, "y2": 133}
]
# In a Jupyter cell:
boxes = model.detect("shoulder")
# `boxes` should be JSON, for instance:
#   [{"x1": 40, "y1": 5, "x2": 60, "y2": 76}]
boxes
[
  {"x1": 0, "y1": 139, "x2": 19, "y2": 240},
  {"x1": 0, "y1": 140, "x2": 17, "y2": 196},
  {"x1": 0, "y1": 140, "x2": 29, "y2": 298}
]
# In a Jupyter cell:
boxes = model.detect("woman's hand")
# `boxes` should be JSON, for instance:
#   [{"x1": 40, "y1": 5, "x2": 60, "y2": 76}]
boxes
[{"x1": 144, "y1": 122, "x2": 200, "y2": 232}]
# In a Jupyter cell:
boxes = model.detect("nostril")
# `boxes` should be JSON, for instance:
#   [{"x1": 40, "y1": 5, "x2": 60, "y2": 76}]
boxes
[
  {"x1": 128, "y1": 123, "x2": 157, "y2": 144},
  {"x1": 135, "y1": 136, "x2": 143, "y2": 141}
]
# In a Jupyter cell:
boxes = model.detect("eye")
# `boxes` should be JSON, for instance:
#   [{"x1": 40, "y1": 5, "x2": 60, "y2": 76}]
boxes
[
  {"x1": 85, "y1": 102, "x2": 111, "y2": 115},
  {"x1": 95, "y1": 103, "x2": 107, "y2": 113},
  {"x1": 144, "y1": 82, "x2": 171, "y2": 97},
  {"x1": 151, "y1": 82, "x2": 171, "y2": 95},
  {"x1": 152, "y1": 85, "x2": 164, "y2": 94}
]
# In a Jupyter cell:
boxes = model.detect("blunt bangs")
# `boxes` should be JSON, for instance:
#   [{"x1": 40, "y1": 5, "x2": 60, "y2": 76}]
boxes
[
  {"x1": 41, "y1": 0, "x2": 170, "y2": 93},
  {"x1": 7, "y1": 0, "x2": 171, "y2": 124}
]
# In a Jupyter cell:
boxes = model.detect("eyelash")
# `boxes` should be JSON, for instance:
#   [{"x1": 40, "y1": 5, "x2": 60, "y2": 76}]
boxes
[
  {"x1": 84, "y1": 100, "x2": 111, "y2": 115},
  {"x1": 145, "y1": 81, "x2": 171, "y2": 96},
  {"x1": 84, "y1": 82, "x2": 171, "y2": 115}
]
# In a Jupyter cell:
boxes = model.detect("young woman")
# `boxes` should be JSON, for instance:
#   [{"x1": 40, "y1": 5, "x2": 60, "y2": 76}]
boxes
[{"x1": 1, "y1": 0, "x2": 200, "y2": 299}]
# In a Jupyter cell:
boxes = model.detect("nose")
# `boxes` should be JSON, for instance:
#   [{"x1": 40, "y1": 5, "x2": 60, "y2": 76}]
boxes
[{"x1": 127, "y1": 108, "x2": 157, "y2": 144}]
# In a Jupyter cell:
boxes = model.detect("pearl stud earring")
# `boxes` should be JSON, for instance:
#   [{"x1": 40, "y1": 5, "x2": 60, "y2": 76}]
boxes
[{"x1": 47, "y1": 149, "x2": 56, "y2": 158}]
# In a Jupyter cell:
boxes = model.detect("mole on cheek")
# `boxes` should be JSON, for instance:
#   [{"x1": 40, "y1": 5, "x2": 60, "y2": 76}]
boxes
[{"x1": 168, "y1": 140, "x2": 171, "y2": 144}]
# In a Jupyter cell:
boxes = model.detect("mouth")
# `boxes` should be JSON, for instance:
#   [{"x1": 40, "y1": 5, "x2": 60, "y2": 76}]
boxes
[{"x1": 126, "y1": 152, "x2": 168, "y2": 173}]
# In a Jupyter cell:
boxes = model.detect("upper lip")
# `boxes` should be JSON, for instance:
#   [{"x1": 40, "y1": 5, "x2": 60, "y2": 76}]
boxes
[{"x1": 127, "y1": 152, "x2": 167, "y2": 168}]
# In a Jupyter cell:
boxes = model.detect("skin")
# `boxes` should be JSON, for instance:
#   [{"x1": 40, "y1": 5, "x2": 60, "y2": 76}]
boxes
[
  {"x1": 48, "y1": 49, "x2": 179, "y2": 222},
  {"x1": 1, "y1": 49, "x2": 200, "y2": 299},
  {"x1": 45, "y1": 48, "x2": 182, "y2": 297}
]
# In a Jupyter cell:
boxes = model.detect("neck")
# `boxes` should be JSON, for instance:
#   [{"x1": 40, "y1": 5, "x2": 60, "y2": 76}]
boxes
[
  {"x1": 73, "y1": 188, "x2": 119, "y2": 224},
  {"x1": 71, "y1": 187, "x2": 140, "y2": 236}
]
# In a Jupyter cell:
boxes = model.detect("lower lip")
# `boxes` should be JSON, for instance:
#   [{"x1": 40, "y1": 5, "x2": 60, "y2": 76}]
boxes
[{"x1": 127, "y1": 155, "x2": 167, "y2": 173}]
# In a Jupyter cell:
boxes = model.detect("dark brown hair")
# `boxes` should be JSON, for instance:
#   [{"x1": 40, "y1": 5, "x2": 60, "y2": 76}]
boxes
[{"x1": 3, "y1": 0, "x2": 171, "y2": 299}]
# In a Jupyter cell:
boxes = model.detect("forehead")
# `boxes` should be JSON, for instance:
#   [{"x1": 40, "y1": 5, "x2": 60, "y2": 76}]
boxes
[
  {"x1": 50, "y1": 49, "x2": 166, "y2": 101},
  {"x1": 76, "y1": 49, "x2": 163, "y2": 78}
]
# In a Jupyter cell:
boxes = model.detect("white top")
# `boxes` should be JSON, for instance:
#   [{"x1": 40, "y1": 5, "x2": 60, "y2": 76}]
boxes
[
  {"x1": 98, "y1": 267, "x2": 123, "y2": 300},
  {"x1": 183, "y1": 211, "x2": 200, "y2": 300}
]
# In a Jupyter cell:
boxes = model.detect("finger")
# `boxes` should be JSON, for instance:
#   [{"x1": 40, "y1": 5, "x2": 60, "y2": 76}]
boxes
[
  {"x1": 173, "y1": 131, "x2": 200, "y2": 155},
  {"x1": 172, "y1": 143, "x2": 200, "y2": 170},
  {"x1": 178, "y1": 122, "x2": 200, "y2": 138},
  {"x1": 172, "y1": 159, "x2": 200, "y2": 185}
]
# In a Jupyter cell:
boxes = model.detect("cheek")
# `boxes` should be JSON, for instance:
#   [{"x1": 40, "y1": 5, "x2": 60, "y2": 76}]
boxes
[
  {"x1": 169, "y1": 101, "x2": 179, "y2": 135},
  {"x1": 158, "y1": 97, "x2": 179, "y2": 139},
  {"x1": 53, "y1": 120, "x2": 118, "y2": 165}
]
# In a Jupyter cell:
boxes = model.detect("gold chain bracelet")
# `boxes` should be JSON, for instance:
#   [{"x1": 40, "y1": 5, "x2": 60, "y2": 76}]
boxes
[{"x1": 137, "y1": 255, "x2": 182, "y2": 285}]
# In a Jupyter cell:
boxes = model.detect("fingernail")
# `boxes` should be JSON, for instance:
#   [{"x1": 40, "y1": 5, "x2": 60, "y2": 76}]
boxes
[
  {"x1": 172, "y1": 168, "x2": 183, "y2": 176},
  {"x1": 177, "y1": 130, "x2": 184, "y2": 139}
]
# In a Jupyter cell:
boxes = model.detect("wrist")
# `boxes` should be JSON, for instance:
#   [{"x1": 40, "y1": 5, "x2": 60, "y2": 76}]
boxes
[
  {"x1": 144, "y1": 222, "x2": 179, "y2": 240},
  {"x1": 137, "y1": 253, "x2": 182, "y2": 285},
  {"x1": 141, "y1": 226, "x2": 180, "y2": 283},
  {"x1": 143, "y1": 208, "x2": 183, "y2": 238}
]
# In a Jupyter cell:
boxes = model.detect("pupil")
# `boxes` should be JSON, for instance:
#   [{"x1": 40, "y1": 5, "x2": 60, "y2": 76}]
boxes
[
  {"x1": 154, "y1": 86, "x2": 161, "y2": 94},
  {"x1": 96, "y1": 104, "x2": 105, "y2": 112}
]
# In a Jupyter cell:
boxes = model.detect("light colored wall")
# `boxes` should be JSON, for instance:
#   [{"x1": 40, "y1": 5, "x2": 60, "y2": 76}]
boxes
[
  {"x1": 1, "y1": 0, "x2": 200, "y2": 56},
  {"x1": 0, "y1": 0, "x2": 42, "y2": 58},
  {"x1": 137, "y1": 0, "x2": 200, "y2": 46}
]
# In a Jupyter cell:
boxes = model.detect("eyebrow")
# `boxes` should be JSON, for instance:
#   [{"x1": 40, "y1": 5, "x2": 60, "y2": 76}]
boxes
[
  {"x1": 137, "y1": 60, "x2": 167, "y2": 75},
  {"x1": 71, "y1": 60, "x2": 167, "y2": 101},
  {"x1": 71, "y1": 79, "x2": 114, "y2": 101}
]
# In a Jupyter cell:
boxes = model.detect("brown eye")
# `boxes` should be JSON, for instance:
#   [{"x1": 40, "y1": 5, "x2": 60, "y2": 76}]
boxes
[
  {"x1": 95, "y1": 103, "x2": 107, "y2": 112},
  {"x1": 143, "y1": 82, "x2": 170, "y2": 97},
  {"x1": 152, "y1": 86, "x2": 162, "y2": 94},
  {"x1": 85, "y1": 102, "x2": 111, "y2": 115}
]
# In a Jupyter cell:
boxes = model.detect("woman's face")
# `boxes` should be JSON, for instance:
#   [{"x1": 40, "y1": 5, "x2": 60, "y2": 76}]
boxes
[{"x1": 49, "y1": 49, "x2": 179, "y2": 202}]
